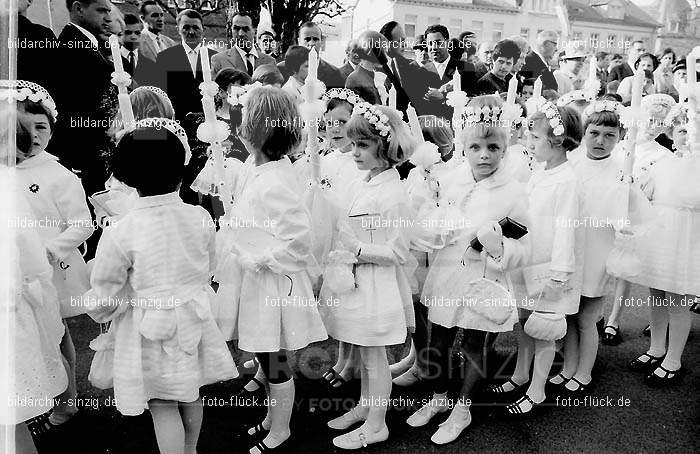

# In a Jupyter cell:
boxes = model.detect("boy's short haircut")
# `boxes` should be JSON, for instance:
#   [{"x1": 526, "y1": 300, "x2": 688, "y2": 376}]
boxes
[
  {"x1": 492, "y1": 39, "x2": 521, "y2": 64},
  {"x1": 285, "y1": 45, "x2": 310, "y2": 74},
  {"x1": 252, "y1": 64, "x2": 285, "y2": 86}
]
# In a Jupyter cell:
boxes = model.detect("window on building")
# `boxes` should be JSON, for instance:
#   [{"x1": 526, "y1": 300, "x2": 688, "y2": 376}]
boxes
[
  {"x1": 608, "y1": 34, "x2": 616, "y2": 44},
  {"x1": 492, "y1": 22, "x2": 504, "y2": 42},
  {"x1": 405, "y1": 14, "x2": 417, "y2": 38},
  {"x1": 449, "y1": 18, "x2": 462, "y2": 40},
  {"x1": 520, "y1": 28, "x2": 530, "y2": 41},
  {"x1": 428, "y1": 16, "x2": 441, "y2": 27},
  {"x1": 472, "y1": 20, "x2": 483, "y2": 41},
  {"x1": 573, "y1": 31, "x2": 583, "y2": 42}
]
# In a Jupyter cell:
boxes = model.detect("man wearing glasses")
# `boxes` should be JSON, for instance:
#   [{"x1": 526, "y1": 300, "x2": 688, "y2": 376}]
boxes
[{"x1": 519, "y1": 30, "x2": 559, "y2": 91}]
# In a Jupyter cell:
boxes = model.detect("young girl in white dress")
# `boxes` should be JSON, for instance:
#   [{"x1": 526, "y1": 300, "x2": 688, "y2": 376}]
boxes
[
  {"x1": 86, "y1": 123, "x2": 237, "y2": 454},
  {"x1": 0, "y1": 109, "x2": 67, "y2": 452},
  {"x1": 628, "y1": 100, "x2": 699, "y2": 385},
  {"x1": 9, "y1": 80, "x2": 94, "y2": 427},
  {"x1": 490, "y1": 103, "x2": 584, "y2": 413},
  {"x1": 392, "y1": 114, "x2": 458, "y2": 386},
  {"x1": 318, "y1": 88, "x2": 368, "y2": 389},
  {"x1": 406, "y1": 95, "x2": 529, "y2": 445},
  {"x1": 215, "y1": 87, "x2": 327, "y2": 453},
  {"x1": 320, "y1": 103, "x2": 416, "y2": 449},
  {"x1": 601, "y1": 94, "x2": 677, "y2": 344}
]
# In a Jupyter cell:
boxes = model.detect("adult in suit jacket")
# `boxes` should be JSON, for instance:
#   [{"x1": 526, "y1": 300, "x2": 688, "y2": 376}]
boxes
[
  {"x1": 517, "y1": 30, "x2": 559, "y2": 91},
  {"x1": 16, "y1": 4, "x2": 58, "y2": 90},
  {"x1": 338, "y1": 39, "x2": 360, "y2": 79},
  {"x1": 211, "y1": 13, "x2": 275, "y2": 77},
  {"x1": 607, "y1": 40, "x2": 646, "y2": 83},
  {"x1": 120, "y1": 13, "x2": 158, "y2": 87},
  {"x1": 339, "y1": 61, "x2": 355, "y2": 79},
  {"x1": 155, "y1": 11, "x2": 217, "y2": 124},
  {"x1": 422, "y1": 25, "x2": 479, "y2": 119},
  {"x1": 277, "y1": 21, "x2": 346, "y2": 90},
  {"x1": 48, "y1": 0, "x2": 117, "y2": 196},
  {"x1": 138, "y1": 0, "x2": 176, "y2": 62},
  {"x1": 379, "y1": 21, "x2": 441, "y2": 116}
]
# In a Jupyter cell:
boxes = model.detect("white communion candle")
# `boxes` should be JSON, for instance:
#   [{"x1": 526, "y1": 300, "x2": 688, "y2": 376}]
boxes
[
  {"x1": 109, "y1": 35, "x2": 124, "y2": 74},
  {"x1": 506, "y1": 75, "x2": 518, "y2": 104},
  {"x1": 533, "y1": 76, "x2": 543, "y2": 98}
]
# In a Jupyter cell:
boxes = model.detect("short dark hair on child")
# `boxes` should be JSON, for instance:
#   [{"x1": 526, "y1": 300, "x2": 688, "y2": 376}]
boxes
[
  {"x1": 239, "y1": 86, "x2": 302, "y2": 160},
  {"x1": 19, "y1": 100, "x2": 55, "y2": 131},
  {"x1": 529, "y1": 105, "x2": 582, "y2": 152},
  {"x1": 492, "y1": 39, "x2": 521, "y2": 64},
  {"x1": 326, "y1": 97, "x2": 354, "y2": 114},
  {"x1": 522, "y1": 77, "x2": 536, "y2": 88},
  {"x1": 123, "y1": 13, "x2": 140, "y2": 26},
  {"x1": 601, "y1": 93, "x2": 622, "y2": 103},
  {"x1": 583, "y1": 109, "x2": 623, "y2": 134},
  {"x1": 252, "y1": 64, "x2": 284, "y2": 86},
  {"x1": 285, "y1": 45, "x2": 310, "y2": 74},
  {"x1": 113, "y1": 126, "x2": 185, "y2": 196}
]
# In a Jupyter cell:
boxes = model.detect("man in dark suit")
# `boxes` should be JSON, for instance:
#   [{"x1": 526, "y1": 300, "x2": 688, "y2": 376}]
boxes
[
  {"x1": 379, "y1": 21, "x2": 440, "y2": 116},
  {"x1": 120, "y1": 13, "x2": 158, "y2": 87},
  {"x1": 49, "y1": 0, "x2": 116, "y2": 196},
  {"x1": 607, "y1": 40, "x2": 645, "y2": 83},
  {"x1": 421, "y1": 24, "x2": 478, "y2": 119},
  {"x1": 155, "y1": 9, "x2": 217, "y2": 123},
  {"x1": 211, "y1": 12, "x2": 275, "y2": 77},
  {"x1": 339, "y1": 39, "x2": 360, "y2": 79},
  {"x1": 16, "y1": 0, "x2": 58, "y2": 89},
  {"x1": 518, "y1": 30, "x2": 559, "y2": 92},
  {"x1": 277, "y1": 21, "x2": 345, "y2": 90}
]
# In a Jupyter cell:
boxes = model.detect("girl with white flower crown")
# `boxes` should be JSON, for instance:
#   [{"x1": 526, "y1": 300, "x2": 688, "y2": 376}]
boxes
[
  {"x1": 489, "y1": 102, "x2": 584, "y2": 414},
  {"x1": 406, "y1": 95, "x2": 530, "y2": 445},
  {"x1": 320, "y1": 102, "x2": 416, "y2": 449},
  {"x1": 214, "y1": 87, "x2": 327, "y2": 453},
  {"x1": 392, "y1": 114, "x2": 457, "y2": 386},
  {"x1": 318, "y1": 88, "x2": 368, "y2": 390},
  {"x1": 600, "y1": 94, "x2": 678, "y2": 344},
  {"x1": 627, "y1": 100, "x2": 699, "y2": 386},
  {"x1": 85, "y1": 123, "x2": 237, "y2": 454},
  {"x1": 4, "y1": 80, "x2": 94, "y2": 430}
]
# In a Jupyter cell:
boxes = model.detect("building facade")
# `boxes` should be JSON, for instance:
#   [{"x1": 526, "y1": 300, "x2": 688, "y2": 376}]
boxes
[{"x1": 346, "y1": 0, "x2": 662, "y2": 55}]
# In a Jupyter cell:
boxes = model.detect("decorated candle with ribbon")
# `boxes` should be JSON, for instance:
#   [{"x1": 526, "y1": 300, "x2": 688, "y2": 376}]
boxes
[
  {"x1": 108, "y1": 34, "x2": 135, "y2": 130},
  {"x1": 533, "y1": 76, "x2": 543, "y2": 98},
  {"x1": 199, "y1": 46, "x2": 217, "y2": 124},
  {"x1": 303, "y1": 48, "x2": 324, "y2": 181},
  {"x1": 622, "y1": 67, "x2": 645, "y2": 178}
]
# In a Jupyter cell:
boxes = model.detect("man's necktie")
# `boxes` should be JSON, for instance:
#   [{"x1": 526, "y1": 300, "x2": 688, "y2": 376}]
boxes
[
  {"x1": 155, "y1": 35, "x2": 162, "y2": 52},
  {"x1": 245, "y1": 53, "x2": 254, "y2": 76}
]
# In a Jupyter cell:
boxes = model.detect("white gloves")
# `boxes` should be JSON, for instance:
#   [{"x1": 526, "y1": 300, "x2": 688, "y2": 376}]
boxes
[{"x1": 476, "y1": 221, "x2": 504, "y2": 258}]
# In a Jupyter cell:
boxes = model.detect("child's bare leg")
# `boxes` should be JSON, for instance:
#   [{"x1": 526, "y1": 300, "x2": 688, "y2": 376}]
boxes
[
  {"x1": 50, "y1": 324, "x2": 78, "y2": 424},
  {"x1": 179, "y1": 398, "x2": 203, "y2": 454},
  {"x1": 149, "y1": 399, "x2": 185, "y2": 454}
]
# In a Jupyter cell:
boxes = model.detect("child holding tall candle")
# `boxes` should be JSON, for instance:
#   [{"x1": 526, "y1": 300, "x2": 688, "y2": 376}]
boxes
[{"x1": 489, "y1": 102, "x2": 584, "y2": 413}]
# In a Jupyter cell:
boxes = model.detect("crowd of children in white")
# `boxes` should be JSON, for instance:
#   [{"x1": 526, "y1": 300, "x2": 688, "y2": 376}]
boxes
[{"x1": 2, "y1": 62, "x2": 698, "y2": 454}]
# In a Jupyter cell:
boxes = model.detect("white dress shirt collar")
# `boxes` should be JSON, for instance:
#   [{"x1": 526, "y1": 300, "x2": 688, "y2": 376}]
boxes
[
  {"x1": 182, "y1": 41, "x2": 202, "y2": 75},
  {"x1": 70, "y1": 22, "x2": 99, "y2": 49},
  {"x1": 434, "y1": 57, "x2": 449, "y2": 80},
  {"x1": 235, "y1": 45, "x2": 258, "y2": 60},
  {"x1": 120, "y1": 47, "x2": 138, "y2": 64}
]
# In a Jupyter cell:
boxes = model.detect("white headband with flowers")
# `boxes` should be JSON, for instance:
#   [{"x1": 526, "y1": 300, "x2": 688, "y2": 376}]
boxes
[
  {"x1": 531, "y1": 100, "x2": 565, "y2": 136},
  {"x1": 583, "y1": 99, "x2": 624, "y2": 119},
  {"x1": 462, "y1": 103, "x2": 524, "y2": 127},
  {"x1": 132, "y1": 85, "x2": 172, "y2": 104},
  {"x1": 0, "y1": 79, "x2": 58, "y2": 120},
  {"x1": 322, "y1": 88, "x2": 363, "y2": 106},
  {"x1": 227, "y1": 81, "x2": 264, "y2": 107},
  {"x1": 557, "y1": 89, "x2": 595, "y2": 108},
  {"x1": 352, "y1": 102, "x2": 391, "y2": 138}
]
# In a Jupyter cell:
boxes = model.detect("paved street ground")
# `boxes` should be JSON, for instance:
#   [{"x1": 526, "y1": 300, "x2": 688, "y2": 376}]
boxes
[{"x1": 34, "y1": 284, "x2": 699, "y2": 453}]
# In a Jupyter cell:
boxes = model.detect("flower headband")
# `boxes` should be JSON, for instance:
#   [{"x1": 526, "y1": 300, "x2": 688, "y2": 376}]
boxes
[
  {"x1": 640, "y1": 94, "x2": 676, "y2": 115},
  {"x1": 134, "y1": 117, "x2": 191, "y2": 166},
  {"x1": 0, "y1": 79, "x2": 58, "y2": 120},
  {"x1": 131, "y1": 85, "x2": 172, "y2": 104},
  {"x1": 462, "y1": 103, "x2": 523, "y2": 127},
  {"x1": 352, "y1": 102, "x2": 391, "y2": 138},
  {"x1": 322, "y1": 88, "x2": 363, "y2": 106},
  {"x1": 227, "y1": 81, "x2": 264, "y2": 107},
  {"x1": 557, "y1": 89, "x2": 595, "y2": 108},
  {"x1": 531, "y1": 100, "x2": 565, "y2": 136},
  {"x1": 583, "y1": 99, "x2": 624, "y2": 119}
]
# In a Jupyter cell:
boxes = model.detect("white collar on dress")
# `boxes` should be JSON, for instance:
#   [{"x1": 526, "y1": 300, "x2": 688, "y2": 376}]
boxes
[
  {"x1": 132, "y1": 191, "x2": 181, "y2": 209},
  {"x1": 251, "y1": 155, "x2": 292, "y2": 176},
  {"x1": 16, "y1": 151, "x2": 58, "y2": 169},
  {"x1": 364, "y1": 167, "x2": 399, "y2": 186}
]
